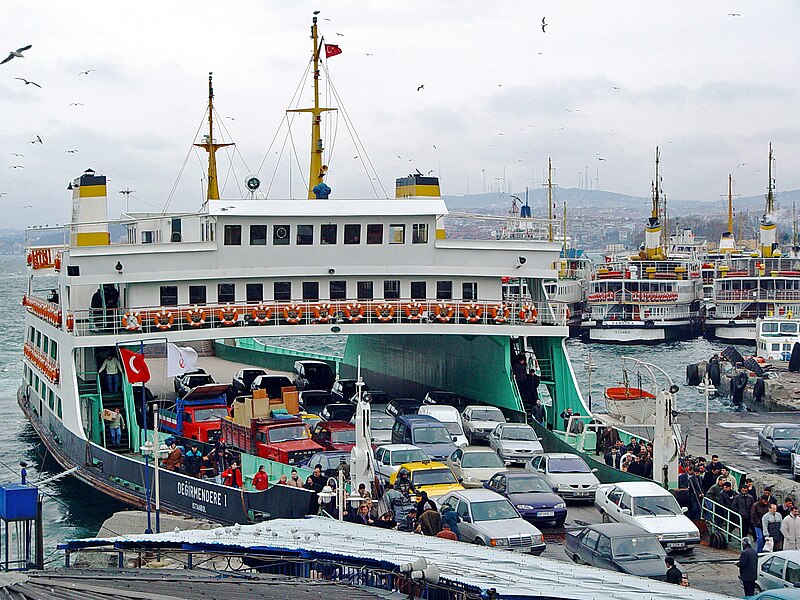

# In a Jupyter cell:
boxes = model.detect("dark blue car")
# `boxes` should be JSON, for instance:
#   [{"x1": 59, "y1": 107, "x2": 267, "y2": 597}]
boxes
[{"x1": 484, "y1": 470, "x2": 567, "y2": 527}]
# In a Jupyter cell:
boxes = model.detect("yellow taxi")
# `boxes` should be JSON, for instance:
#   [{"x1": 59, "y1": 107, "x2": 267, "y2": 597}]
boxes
[
  {"x1": 299, "y1": 412, "x2": 322, "y2": 432},
  {"x1": 389, "y1": 461, "x2": 464, "y2": 499}
]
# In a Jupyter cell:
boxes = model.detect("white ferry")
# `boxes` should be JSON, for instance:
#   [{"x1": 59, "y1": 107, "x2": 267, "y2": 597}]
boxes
[
  {"x1": 582, "y1": 149, "x2": 703, "y2": 343},
  {"x1": 19, "y1": 17, "x2": 593, "y2": 523},
  {"x1": 755, "y1": 315, "x2": 800, "y2": 360}
]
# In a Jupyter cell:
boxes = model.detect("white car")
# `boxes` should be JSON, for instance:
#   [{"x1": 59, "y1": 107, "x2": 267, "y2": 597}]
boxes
[
  {"x1": 757, "y1": 550, "x2": 800, "y2": 592},
  {"x1": 525, "y1": 453, "x2": 600, "y2": 500},
  {"x1": 446, "y1": 447, "x2": 506, "y2": 487},
  {"x1": 488, "y1": 423, "x2": 544, "y2": 463},
  {"x1": 594, "y1": 481, "x2": 700, "y2": 552},
  {"x1": 462, "y1": 405, "x2": 506, "y2": 444},
  {"x1": 418, "y1": 404, "x2": 468, "y2": 447},
  {"x1": 374, "y1": 444, "x2": 430, "y2": 481}
]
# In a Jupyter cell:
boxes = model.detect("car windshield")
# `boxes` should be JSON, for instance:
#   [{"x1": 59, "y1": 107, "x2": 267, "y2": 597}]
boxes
[
  {"x1": 188, "y1": 375, "x2": 214, "y2": 387},
  {"x1": 332, "y1": 430, "x2": 356, "y2": 444},
  {"x1": 501, "y1": 426, "x2": 538, "y2": 441},
  {"x1": 371, "y1": 414, "x2": 394, "y2": 430},
  {"x1": 319, "y1": 454, "x2": 348, "y2": 469},
  {"x1": 241, "y1": 371, "x2": 264, "y2": 387},
  {"x1": 471, "y1": 408, "x2": 505, "y2": 421},
  {"x1": 305, "y1": 364, "x2": 331, "y2": 377},
  {"x1": 192, "y1": 408, "x2": 228, "y2": 422},
  {"x1": 441, "y1": 421, "x2": 464, "y2": 436},
  {"x1": 507, "y1": 475, "x2": 551, "y2": 494},
  {"x1": 390, "y1": 449, "x2": 428, "y2": 465},
  {"x1": 411, "y1": 468, "x2": 457, "y2": 486},
  {"x1": 774, "y1": 427, "x2": 800, "y2": 440},
  {"x1": 413, "y1": 427, "x2": 452, "y2": 444},
  {"x1": 471, "y1": 499, "x2": 519, "y2": 521},
  {"x1": 548, "y1": 457, "x2": 590, "y2": 473},
  {"x1": 366, "y1": 392, "x2": 391, "y2": 403},
  {"x1": 462, "y1": 452, "x2": 505, "y2": 469},
  {"x1": 611, "y1": 535, "x2": 665, "y2": 559},
  {"x1": 633, "y1": 495, "x2": 683, "y2": 517},
  {"x1": 267, "y1": 425, "x2": 310, "y2": 443}
]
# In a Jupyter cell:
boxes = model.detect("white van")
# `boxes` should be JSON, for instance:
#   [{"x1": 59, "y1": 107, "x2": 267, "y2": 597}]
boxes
[{"x1": 418, "y1": 405, "x2": 469, "y2": 447}]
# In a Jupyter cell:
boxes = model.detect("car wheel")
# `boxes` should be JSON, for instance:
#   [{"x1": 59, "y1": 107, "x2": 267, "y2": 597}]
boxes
[
  {"x1": 601, "y1": 512, "x2": 611, "y2": 523},
  {"x1": 772, "y1": 449, "x2": 780, "y2": 464},
  {"x1": 758, "y1": 443, "x2": 764, "y2": 456},
  {"x1": 753, "y1": 584, "x2": 762, "y2": 594},
  {"x1": 467, "y1": 431, "x2": 474, "y2": 445},
  {"x1": 572, "y1": 554, "x2": 583, "y2": 565},
  {"x1": 474, "y1": 537, "x2": 485, "y2": 546}
]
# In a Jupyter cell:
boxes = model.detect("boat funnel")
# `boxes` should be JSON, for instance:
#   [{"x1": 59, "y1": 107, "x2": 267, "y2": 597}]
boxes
[
  {"x1": 760, "y1": 212, "x2": 777, "y2": 258},
  {"x1": 718, "y1": 231, "x2": 737, "y2": 254},
  {"x1": 395, "y1": 173, "x2": 440, "y2": 198},
  {"x1": 69, "y1": 169, "x2": 110, "y2": 247},
  {"x1": 644, "y1": 216, "x2": 663, "y2": 260}
]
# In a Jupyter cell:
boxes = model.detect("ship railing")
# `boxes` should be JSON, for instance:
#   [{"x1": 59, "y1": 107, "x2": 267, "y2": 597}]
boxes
[
  {"x1": 700, "y1": 496, "x2": 745, "y2": 551},
  {"x1": 23, "y1": 342, "x2": 59, "y2": 385},
  {"x1": 25, "y1": 245, "x2": 67, "y2": 271},
  {"x1": 67, "y1": 299, "x2": 568, "y2": 336},
  {"x1": 716, "y1": 290, "x2": 800, "y2": 301},
  {"x1": 23, "y1": 295, "x2": 62, "y2": 327}
]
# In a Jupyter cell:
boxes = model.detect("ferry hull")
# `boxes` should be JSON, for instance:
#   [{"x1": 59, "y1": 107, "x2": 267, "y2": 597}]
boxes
[
  {"x1": 705, "y1": 323, "x2": 756, "y2": 343},
  {"x1": 582, "y1": 322, "x2": 697, "y2": 344}
]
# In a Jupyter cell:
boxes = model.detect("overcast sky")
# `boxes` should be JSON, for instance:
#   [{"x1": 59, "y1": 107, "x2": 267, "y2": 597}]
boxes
[{"x1": 1, "y1": 1, "x2": 798, "y2": 229}]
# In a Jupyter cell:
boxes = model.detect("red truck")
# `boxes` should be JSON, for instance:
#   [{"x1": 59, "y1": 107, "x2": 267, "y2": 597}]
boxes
[
  {"x1": 159, "y1": 384, "x2": 232, "y2": 443},
  {"x1": 220, "y1": 416, "x2": 323, "y2": 465}
]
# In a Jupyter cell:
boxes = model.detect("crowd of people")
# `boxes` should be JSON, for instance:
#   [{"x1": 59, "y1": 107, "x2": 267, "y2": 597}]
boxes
[{"x1": 601, "y1": 435, "x2": 656, "y2": 479}]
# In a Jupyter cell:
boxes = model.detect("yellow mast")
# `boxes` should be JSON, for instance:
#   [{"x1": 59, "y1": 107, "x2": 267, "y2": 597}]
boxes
[
  {"x1": 547, "y1": 157, "x2": 553, "y2": 242},
  {"x1": 727, "y1": 174, "x2": 734, "y2": 234},
  {"x1": 287, "y1": 15, "x2": 337, "y2": 198},
  {"x1": 193, "y1": 72, "x2": 232, "y2": 201},
  {"x1": 562, "y1": 201, "x2": 567, "y2": 255}
]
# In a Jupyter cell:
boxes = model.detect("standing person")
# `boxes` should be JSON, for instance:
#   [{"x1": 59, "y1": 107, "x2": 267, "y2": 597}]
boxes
[
  {"x1": 731, "y1": 485, "x2": 755, "y2": 540},
  {"x1": 440, "y1": 505, "x2": 461, "y2": 540},
  {"x1": 221, "y1": 462, "x2": 243, "y2": 488},
  {"x1": 415, "y1": 491, "x2": 436, "y2": 515},
  {"x1": 183, "y1": 444, "x2": 204, "y2": 478},
  {"x1": 763, "y1": 502, "x2": 784, "y2": 551},
  {"x1": 605, "y1": 444, "x2": 622, "y2": 469},
  {"x1": 162, "y1": 440, "x2": 184, "y2": 472},
  {"x1": 98, "y1": 354, "x2": 123, "y2": 393},
  {"x1": 107, "y1": 408, "x2": 125, "y2": 446},
  {"x1": 309, "y1": 464, "x2": 327, "y2": 492},
  {"x1": 751, "y1": 495, "x2": 771, "y2": 552},
  {"x1": 736, "y1": 538, "x2": 758, "y2": 597},
  {"x1": 286, "y1": 469, "x2": 302, "y2": 487},
  {"x1": 763, "y1": 485, "x2": 778, "y2": 507},
  {"x1": 531, "y1": 398, "x2": 545, "y2": 424},
  {"x1": 781, "y1": 506, "x2": 800, "y2": 550},
  {"x1": 779, "y1": 497, "x2": 795, "y2": 519},
  {"x1": 512, "y1": 354, "x2": 532, "y2": 401},
  {"x1": 252, "y1": 465, "x2": 269, "y2": 490},
  {"x1": 277, "y1": 474, "x2": 289, "y2": 485},
  {"x1": 664, "y1": 556, "x2": 682, "y2": 585},
  {"x1": 417, "y1": 508, "x2": 442, "y2": 536},
  {"x1": 437, "y1": 522, "x2": 458, "y2": 540},
  {"x1": 702, "y1": 463, "x2": 718, "y2": 493},
  {"x1": 559, "y1": 407, "x2": 574, "y2": 431}
]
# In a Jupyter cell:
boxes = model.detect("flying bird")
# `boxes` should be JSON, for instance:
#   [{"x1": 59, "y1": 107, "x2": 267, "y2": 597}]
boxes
[
  {"x1": 728, "y1": 13, "x2": 741, "y2": 16},
  {"x1": 30, "y1": 135, "x2": 43, "y2": 144},
  {"x1": 417, "y1": 84, "x2": 424, "y2": 91},
  {"x1": 364, "y1": 53, "x2": 373, "y2": 56},
  {"x1": 78, "y1": 69, "x2": 95, "y2": 75},
  {"x1": 0, "y1": 192, "x2": 6, "y2": 197},
  {"x1": 14, "y1": 78, "x2": 41, "y2": 88},
  {"x1": 313, "y1": 10, "x2": 320, "y2": 15},
  {"x1": 9, "y1": 165, "x2": 24, "y2": 169},
  {"x1": 10, "y1": 153, "x2": 24, "y2": 157},
  {"x1": 23, "y1": 205, "x2": 32, "y2": 208},
  {"x1": 69, "y1": 102, "x2": 83, "y2": 106},
  {"x1": 612, "y1": 86, "x2": 620, "y2": 90},
  {"x1": 597, "y1": 157, "x2": 607, "y2": 161},
  {"x1": 65, "y1": 149, "x2": 79, "y2": 154},
  {"x1": 336, "y1": 32, "x2": 344, "y2": 36},
  {"x1": 353, "y1": 156, "x2": 359, "y2": 159},
  {"x1": 541, "y1": 17, "x2": 547, "y2": 32},
  {"x1": 432, "y1": 144, "x2": 437, "y2": 149},
  {"x1": 1, "y1": 45, "x2": 32, "y2": 65}
]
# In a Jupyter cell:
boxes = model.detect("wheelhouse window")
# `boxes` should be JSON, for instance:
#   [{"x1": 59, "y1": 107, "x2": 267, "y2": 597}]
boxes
[
  {"x1": 344, "y1": 224, "x2": 361, "y2": 245},
  {"x1": 297, "y1": 225, "x2": 314, "y2": 245},
  {"x1": 357, "y1": 281, "x2": 374, "y2": 300},
  {"x1": 246, "y1": 283, "x2": 263, "y2": 302},
  {"x1": 273, "y1": 225, "x2": 290, "y2": 246},
  {"x1": 384, "y1": 280, "x2": 400, "y2": 299},
  {"x1": 274, "y1": 281, "x2": 291, "y2": 301},
  {"x1": 250, "y1": 224, "x2": 267, "y2": 246},
  {"x1": 160, "y1": 285, "x2": 178, "y2": 306},
  {"x1": 330, "y1": 280, "x2": 347, "y2": 300},
  {"x1": 189, "y1": 285, "x2": 207, "y2": 305},
  {"x1": 437, "y1": 281, "x2": 453, "y2": 300},
  {"x1": 411, "y1": 281, "x2": 426, "y2": 299},
  {"x1": 367, "y1": 224, "x2": 383, "y2": 244},
  {"x1": 218, "y1": 283, "x2": 235, "y2": 303},
  {"x1": 321, "y1": 224, "x2": 337, "y2": 245},
  {"x1": 413, "y1": 223, "x2": 428, "y2": 244},
  {"x1": 389, "y1": 224, "x2": 405, "y2": 244},
  {"x1": 303, "y1": 281, "x2": 320, "y2": 301},
  {"x1": 463, "y1": 282, "x2": 477, "y2": 300},
  {"x1": 224, "y1": 225, "x2": 242, "y2": 246}
]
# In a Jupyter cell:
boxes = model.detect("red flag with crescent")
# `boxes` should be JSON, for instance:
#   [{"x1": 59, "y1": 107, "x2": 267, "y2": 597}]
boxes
[
  {"x1": 324, "y1": 44, "x2": 342, "y2": 58},
  {"x1": 119, "y1": 348, "x2": 151, "y2": 383}
]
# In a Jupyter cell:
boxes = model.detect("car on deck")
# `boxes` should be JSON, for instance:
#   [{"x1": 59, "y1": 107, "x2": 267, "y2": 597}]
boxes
[
  {"x1": 292, "y1": 360, "x2": 335, "y2": 392},
  {"x1": 374, "y1": 444, "x2": 430, "y2": 481},
  {"x1": 250, "y1": 374, "x2": 293, "y2": 398},
  {"x1": 488, "y1": 423, "x2": 543, "y2": 463},
  {"x1": 311, "y1": 420, "x2": 357, "y2": 452},
  {"x1": 525, "y1": 453, "x2": 600, "y2": 500},
  {"x1": 446, "y1": 447, "x2": 505, "y2": 487},
  {"x1": 231, "y1": 368, "x2": 267, "y2": 397},
  {"x1": 388, "y1": 461, "x2": 463, "y2": 500},
  {"x1": 461, "y1": 405, "x2": 506, "y2": 444},
  {"x1": 175, "y1": 372, "x2": 216, "y2": 398},
  {"x1": 484, "y1": 470, "x2": 567, "y2": 527}
]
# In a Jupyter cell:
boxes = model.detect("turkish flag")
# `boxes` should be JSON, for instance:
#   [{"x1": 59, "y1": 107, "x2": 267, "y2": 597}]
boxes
[
  {"x1": 119, "y1": 348, "x2": 151, "y2": 383},
  {"x1": 324, "y1": 44, "x2": 342, "y2": 58}
]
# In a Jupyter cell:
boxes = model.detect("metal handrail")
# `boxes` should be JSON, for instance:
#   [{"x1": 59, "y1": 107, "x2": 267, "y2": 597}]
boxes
[{"x1": 701, "y1": 497, "x2": 745, "y2": 551}]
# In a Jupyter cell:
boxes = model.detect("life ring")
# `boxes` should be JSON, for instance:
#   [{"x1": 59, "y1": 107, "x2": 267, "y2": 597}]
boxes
[
  {"x1": 489, "y1": 303, "x2": 509, "y2": 324},
  {"x1": 433, "y1": 303, "x2": 454, "y2": 323},
  {"x1": 462, "y1": 302, "x2": 482, "y2": 323},
  {"x1": 66, "y1": 313, "x2": 74, "y2": 332},
  {"x1": 153, "y1": 309, "x2": 174, "y2": 331},
  {"x1": 519, "y1": 305, "x2": 538, "y2": 323},
  {"x1": 186, "y1": 306, "x2": 207, "y2": 327},
  {"x1": 250, "y1": 304, "x2": 272, "y2": 324},
  {"x1": 404, "y1": 301, "x2": 424, "y2": 321},
  {"x1": 344, "y1": 302, "x2": 364, "y2": 322},
  {"x1": 311, "y1": 303, "x2": 334, "y2": 323},
  {"x1": 374, "y1": 303, "x2": 394, "y2": 322},
  {"x1": 218, "y1": 305, "x2": 239, "y2": 326},
  {"x1": 283, "y1": 303, "x2": 303, "y2": 324},
  {"x1": 121, "y1": 311, "x2": 142, "y2": 331}
]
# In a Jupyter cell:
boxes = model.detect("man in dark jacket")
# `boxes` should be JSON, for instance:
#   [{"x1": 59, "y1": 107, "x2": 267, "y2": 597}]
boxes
[
  {"x1": 718, "y1": 482, "x2": 736, "y2": 510},
  {"x1": 736, "y1": 538, "x2": 758, "y2": 597},
  {"x1": 604, "y1": 445, "x2": 623, "y2": 469},
  {"x1": 752, "y1": 495, "x2": 771, "y2": 552},
  {"x1": 664, "y1": 556, "x2": 682, "y2": 585},
  {"x1": 731, "y1": 485, "x2": 755, "y2": 539}
]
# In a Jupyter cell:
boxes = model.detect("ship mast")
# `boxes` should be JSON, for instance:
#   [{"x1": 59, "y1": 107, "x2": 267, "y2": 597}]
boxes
[
  {"x1": 766, "y1": 141, "x2": 775, "y2": 214},
  {"x1": 562, "y1": 201, "x2": 568, "y2": 255},
  {"x1": 548, "y1": 157, "x2": 553, "y2": 242},
  {"x1": 727, "y1": 174, "x2": 734, "y2": 235},
  {"x1": 194, "y1": 73, "x2": 232, "y2": 201},
  {"x1": 759, "y1": 142, "x2": 777, "y2": 258},
  {"x1": 288, "y1": 15, "x2": 337, "y2": 198}
]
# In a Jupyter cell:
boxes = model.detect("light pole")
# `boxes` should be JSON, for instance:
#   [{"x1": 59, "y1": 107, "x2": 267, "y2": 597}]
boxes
[
  {"x1": 139, "y1": 440, "x2": 153, "y2": 534},
  {"x1": 697, "y1": 373, "x2": 717, "y2": 455},
  {"x1": 151, "y1": 404, "x2": 169, "y2": 534}
]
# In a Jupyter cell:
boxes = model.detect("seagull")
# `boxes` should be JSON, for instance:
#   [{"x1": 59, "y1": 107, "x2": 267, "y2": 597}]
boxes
[
  {"x1": 612, "y1": 86, "x2": 620, "y2": 90},
  {"x1": 336, "y1": 32, "x2": 344, "y2": 36},
  {"x1": 1, "y1": 45, "x2": 32, "y2": 65},
  {"x1": 225, "y1": 116, "x2": 235, "y2": 120},
  {"x1": 541, "y1": 17, "x2": 547, "y2": 32},
  {"x1": 417, "y1": 84, "x2": 424, "y2": 91},
  {"x1": 23, "y1": 205, "x2": 31, "y2": 209},
  {"x1": 65, "y1": 149, "x2": 79, "y2": 154},
  {"x1": 432, "y1": 144, "x2": 437, "y2": 149},
  {"x1": 313, "y1": 10, "x2": 320, "y2": 15},
  {"x1": 14, "y1": 78, "x2": 41, "y2": 88},
  {"x1": 0, "y1": 193, "x2": 6, "y2": 197},
  {"x1": 9, "y1": 165, "x2": 24, "y2": 169},
  {"x1": 353, "y1": 156, "x2": 359, "y2": 159},
  {"x1": 728, "y1": 13, "x2": 741, "y2": 16},
  {"x1": 396, "y1": 155, "x2": 402, "y2": 159},
  {"x1": 364, "y1": 53, "x2": 373, "y2": 56},
  {"x1": 78, "y1": 69, "x2": 95, "y2": 75},
  {"x1": 30, "y1": 135, "x2": 42, "y2": 144},
  {"x1": 427, "y1": 170, "x2": 434, "y2": 175},
  {"x1": 597, "y1": 157, "x2": 607, "y2": 161},
  {"x1": 69, "y1": 102, "x2": 83, "y2": 106},
  {"x1": 10, "y1": 153, "x2": 24, "y2": 157}
]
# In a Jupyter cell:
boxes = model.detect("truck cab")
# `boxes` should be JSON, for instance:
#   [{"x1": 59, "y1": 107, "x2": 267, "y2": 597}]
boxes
[
  {"x1": 222, "y1": 417, "x2": 324, "y2": 465},
  {"x1": 159, "y1": 383, "x2": 231, "y2": 443}
]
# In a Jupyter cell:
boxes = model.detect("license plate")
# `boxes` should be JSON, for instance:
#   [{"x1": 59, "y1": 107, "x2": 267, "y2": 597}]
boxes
[
  {"x1": 666, "y1": 542, "x2": 686, "y2": 549},
  {"x1": 538, "y1": 511, "x2": 555, "y2": 517},
  {"x1": 573, "y1": 492, "x2": 589, "y2": 497}
]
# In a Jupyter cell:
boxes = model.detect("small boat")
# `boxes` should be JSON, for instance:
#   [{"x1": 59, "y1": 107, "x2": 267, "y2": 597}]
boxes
[{"x1": 604, "y1": 386, "x2": 656, "y2": 424}]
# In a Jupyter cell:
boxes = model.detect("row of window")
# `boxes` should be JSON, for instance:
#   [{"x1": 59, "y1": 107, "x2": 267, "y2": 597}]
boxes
[
  {"x1": 223, "y1": 223, "x2": 429, "y2": 247},
  {"x1": 159, "y1": 280, "x2": 479, "y2": 305},
  {"x1": 24, "y1": 363, "x2": 62, "y2": 419},
  {"x1": 27, "y1": 326, "x2": 58, "y2": 360}
]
